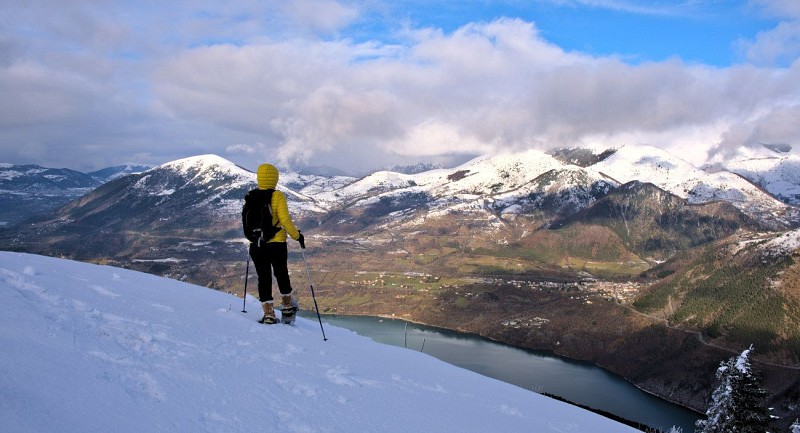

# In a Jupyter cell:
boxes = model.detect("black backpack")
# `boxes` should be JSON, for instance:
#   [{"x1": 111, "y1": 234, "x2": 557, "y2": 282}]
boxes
[{"x1": 242, "y1": 189, "x2": 281, "y2": 244}]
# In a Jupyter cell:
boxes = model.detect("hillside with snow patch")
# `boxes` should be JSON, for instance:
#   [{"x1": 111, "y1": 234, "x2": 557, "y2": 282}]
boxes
[
  {"x1": 589, "y1": 145, "x2": 795, "y2": 228},
  {"x1": 0, "y1": 252, "x2": 640, "y2": 433}
]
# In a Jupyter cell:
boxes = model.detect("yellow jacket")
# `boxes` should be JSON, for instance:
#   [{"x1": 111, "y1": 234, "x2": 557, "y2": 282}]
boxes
[{"x1": 255, "y1": 163, "x2": 301, "y2": 243}]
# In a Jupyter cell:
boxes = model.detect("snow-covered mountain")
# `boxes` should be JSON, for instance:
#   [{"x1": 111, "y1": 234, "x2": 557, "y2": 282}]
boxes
[
  {"x1": 314, "y1": 145, "x2": 797, "y2": 231},
  {"x1": 0, "y1": 163, "x2": 101, "y2": 227},
  {"x1": 0, "y1": 251, "x2": 640, "y2": 433},
  {"x1": 3, "y1": 151, "x2": 799, "y2": 429},
  {"x1": 88, "y1": 164, "x2": 151, "y2": 183},
  {"x1": 0, "y1": 164, "x2": 100, "y2": 198},
  {"x1": 320, "y1": 150, "x2": 610, "y2": 222},
  {"x1": 0, "y1": 157, "x2": 351, "y2": 229},
  {"x1": 0, "y1": 163, "x2": 100, "y2": 191},
  {"x1": 4, "y1": 146, "x2": 796, "y2": 261},
  {"x1": 5, "y1": 143, "x2": 799, "y2": 232},
  {"x1": 0, "y1": 162, "x2": 152, "y2": 227},
  {"x1": 717, "y1": 145, "x2": 800, "y2": 207},
  {"x1": 0, "y1": 155, "x2": 359, "y2": 258},
  {"x1": 138, "y1": 154, "x2": 354, "y2": 216},
  {"x1": 589, "y1": 144, "x2": 797, "y2": 228},
  {"x1": 4, "y1": 146, "x2": 800, "y2": 263}
]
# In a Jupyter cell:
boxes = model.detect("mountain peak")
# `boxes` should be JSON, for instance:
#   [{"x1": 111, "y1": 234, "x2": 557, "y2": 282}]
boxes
[{"x1": 158, "y1": 154, "x2": 244, "y2": 173}]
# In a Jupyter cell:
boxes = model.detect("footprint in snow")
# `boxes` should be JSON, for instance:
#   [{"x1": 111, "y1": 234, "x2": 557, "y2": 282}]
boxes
[
  {"x1": 90, "y1": 284, "x2": 120, "y2": 297},
  {"x1": 275, "y1": 379, "x2": 318, "y2": 397},
  {"x1": 326, "y1": 367, "x2": 358, "y2": 387},
  {"x1": 150, "y1": 303, "x2": 175, "y2": 312},
  {"x1": 325, "y1": 367, "x2": 379, "y2": 388}
]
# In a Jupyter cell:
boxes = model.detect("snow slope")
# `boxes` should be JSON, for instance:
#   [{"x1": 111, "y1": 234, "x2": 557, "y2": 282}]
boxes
[{"x1": 0, "y1": 252, "x2": 638, "y2": 433}]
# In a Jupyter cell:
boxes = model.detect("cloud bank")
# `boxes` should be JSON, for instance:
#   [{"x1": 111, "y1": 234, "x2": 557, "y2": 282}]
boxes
[{"x1": 1, "y1": 1, "x2": 799, "y2": 174}]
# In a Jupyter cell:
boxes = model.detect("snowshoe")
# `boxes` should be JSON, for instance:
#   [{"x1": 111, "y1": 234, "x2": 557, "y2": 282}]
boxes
[
  {"x1": 259, "y1": 315, "x2": 279, "y2": 325},
  {"x1": 280, "y1": 301, "x2": 299, "y2": 325}
]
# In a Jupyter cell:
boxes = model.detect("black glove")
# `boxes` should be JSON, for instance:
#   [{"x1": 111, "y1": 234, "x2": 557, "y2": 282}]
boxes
[{"x1": 298, "y1": 232, "x2": 306, "y2": 249}]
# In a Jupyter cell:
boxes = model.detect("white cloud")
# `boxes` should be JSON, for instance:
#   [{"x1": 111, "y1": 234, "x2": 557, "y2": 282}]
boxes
[
  {"x1": 2, "y1": 1, "x2": 800, "y2": 173},
  {"x1": 387, "y1": 121, "x2": 496, "y2": 157},
  {"x1": 226, "y1": 142, "x2": 268, "y2": 155},
  {"x1": 537, "y1": 0, "x2": 720, "y2": 16},
  {"x1": 737, "y1": 0, "x2": 800, "y2": 67},
  {"x1": 739, "y1": 20, "x2": 800, "y2": 66},
  {"x1": 750, "y1": 0, "x2": 800, "y2": 18},
  {"x1": 281, "y1": 0, "x2": 360, "y2": 34},
  {"x1": 148, "y1": 17, "x2": 800, "y2": 171}
]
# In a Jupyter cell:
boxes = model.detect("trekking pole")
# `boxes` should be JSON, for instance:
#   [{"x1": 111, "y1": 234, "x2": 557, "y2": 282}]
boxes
[
  {"x1": 301, "y1": 249, "x2": 328, "y2": 341},
  {"x1": 242, "y1": 256, "x2": 250, "y2": 313}
]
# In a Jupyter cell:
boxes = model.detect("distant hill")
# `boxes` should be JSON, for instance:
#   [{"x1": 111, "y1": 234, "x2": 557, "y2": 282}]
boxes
[
  {"x1": 0, "y1": 163, "x2": 152, "y2": 228},
  {"x1": 550, "y1": 181, "x2": 758, "y2": 260},
  {"x1": 0, "y1": 163, "x2": 101, "y2": 227},
  {"x1": 1, "y1": 155, "x2": 352, "y2": 259},
  {"x1": 87, "y1": 164, "x2": 151, "y2": 183},
  {"x1": 636, "y1": 228, "x2": 800, "y2": 358}
]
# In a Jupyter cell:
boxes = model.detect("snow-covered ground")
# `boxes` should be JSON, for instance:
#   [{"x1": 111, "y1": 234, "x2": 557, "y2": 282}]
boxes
[{"x1": 0, "y1": 252, "x2": 639, "y2": 433}]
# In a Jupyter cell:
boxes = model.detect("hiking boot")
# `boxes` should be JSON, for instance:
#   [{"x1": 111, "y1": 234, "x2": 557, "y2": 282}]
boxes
[
  {"x1": 280, "y1": 294, "x2": 298, "y2": 324},
  {"x1": 280, "y1": 294, "x2": 297, "y2": 311},
  {"x1": 259, "y1": 301, "x2": 278, "y2": 324}
]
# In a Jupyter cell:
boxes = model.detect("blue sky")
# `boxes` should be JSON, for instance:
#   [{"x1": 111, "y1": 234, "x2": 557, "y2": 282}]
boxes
[
  {"x1": 363, "y1": 0, "x2": 779, "y2": 66},
  {"x1": 1, "y1": 0, "x2": 799, "y2": 174}
]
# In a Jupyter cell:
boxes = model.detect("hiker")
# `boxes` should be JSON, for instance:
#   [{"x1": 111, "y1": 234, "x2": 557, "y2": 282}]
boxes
[{"x1": 242, "y1": 163, "x2": 305, "y2": 324}]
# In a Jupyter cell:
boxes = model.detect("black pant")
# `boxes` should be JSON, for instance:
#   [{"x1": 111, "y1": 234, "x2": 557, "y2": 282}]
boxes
[{"x1": 249, "y1": 241, "x2": 292, "y2": 302}]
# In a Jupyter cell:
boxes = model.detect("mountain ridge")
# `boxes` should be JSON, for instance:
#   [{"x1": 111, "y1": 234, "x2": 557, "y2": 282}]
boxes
[{"x1": 2, "y1": 148, "x2": 800, "y2": 427}]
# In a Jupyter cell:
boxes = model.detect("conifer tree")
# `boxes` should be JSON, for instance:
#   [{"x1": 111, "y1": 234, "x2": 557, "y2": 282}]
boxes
[
  {"x1": 696, "y1": 345, "x2": 772, "y2": 433},
  {"x1": 790, "y1": 419, "x2": 800, "y2": 433}
]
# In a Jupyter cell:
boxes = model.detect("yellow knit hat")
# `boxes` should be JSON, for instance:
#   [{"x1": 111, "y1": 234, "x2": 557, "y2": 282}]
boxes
[{"x1": 257, "y1": 164, "x2": 279, "y2": 190}]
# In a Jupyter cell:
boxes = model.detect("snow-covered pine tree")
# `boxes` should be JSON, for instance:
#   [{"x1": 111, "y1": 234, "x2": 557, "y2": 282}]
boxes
[
  {"x1": 790, "y1": 419, "x2": 800, "y2": 433},
  {"x1": 695, "y1": 345, "x2": 772, "y2": 433}
]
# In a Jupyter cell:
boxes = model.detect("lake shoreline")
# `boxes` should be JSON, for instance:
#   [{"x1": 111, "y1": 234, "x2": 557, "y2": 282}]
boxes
[
  {"x1": 311, "y1": 312, "x2": 703, "y2": 432},
  {"x1": 363, "y1": 311, "x2": 704, "y2": 414}
]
